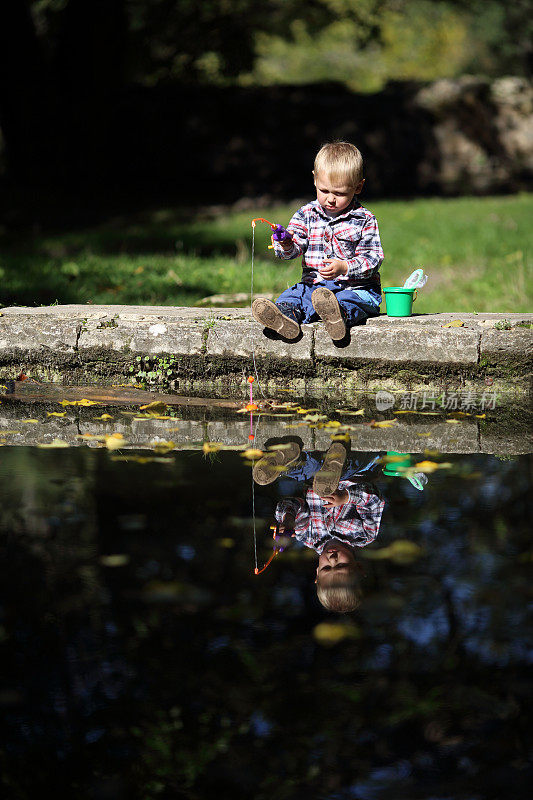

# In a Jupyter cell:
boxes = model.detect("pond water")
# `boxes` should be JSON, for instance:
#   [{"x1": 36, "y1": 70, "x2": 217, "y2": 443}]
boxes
[{"x1": 0, "y1": 400, "x2": 531, "y2": 799}]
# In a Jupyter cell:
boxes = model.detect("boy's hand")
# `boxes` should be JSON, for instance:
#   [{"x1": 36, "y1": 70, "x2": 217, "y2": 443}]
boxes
[
  {"x1": 321, "y1": 489, "x2": 349, "y2": 506},
  {"x1": 277, "y1": 512, "x2": 296, "y2": 535},
  {"x1": 319, "y1": 259, "x2": 348, "y2": 279},
  {"x1": 272, "y1": 224, "x2": 292, "y2": 241},
  {"x1": 272, "y1": 224, "x2": 293, "y2": 249}
]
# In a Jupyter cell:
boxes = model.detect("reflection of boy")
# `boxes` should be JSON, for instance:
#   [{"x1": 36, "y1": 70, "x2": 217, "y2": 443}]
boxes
[{"x1": 274, "y1": 449, "x2": 384, "y2": 613}]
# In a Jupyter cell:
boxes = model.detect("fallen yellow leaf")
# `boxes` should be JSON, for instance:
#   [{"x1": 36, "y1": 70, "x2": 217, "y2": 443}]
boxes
[
  {"x1": 59, "y1": 399, "x2": 99, "y2": 407},
  {"x1": 202, "y1": 442, "x2": 221, "y2": 454},
  {"x1": 240, "y1": 448, "x2": 264, "y2": 459},
  {"x1": 21, "y1": 419, "x2": 39, "y2": 424},
  {"x1": 37, "y1": 439, "x2": 70, "y2": 449},
  {"x1": 105, "y1": 433, "x2": 125, "y2": 451},
  {"x1": 370, "y1": 419, "x2": 398, "y2": 428},
  {"x1": 442, "y1": 320, "x2": 464, "y2": 327},
  {"x1": 99, "y1": 554, "x2": 130, "y2": 567},
  {"x1": 335, "y1": 408, "x2": 364, "y2": 416},
  {"x1": 445, "y1": 419, "x2": 462, "y2": 424},
  {"x1": 414, "y1": 460, "x2": 452, "y2": 473},
  {"x1": 313, "y1": 623, "x2": 359, "y2": 646},
  {"x1": 47, "y1": 412, "x2": 66, "y2": 418},
  {"x1": 151, "y1": 440, "x2": 175, "y2": 454},
  {"x1": 139, "y1": 401, "x2": 168, "y2": 414},
  {"x1": 111, "y1": 454, "x2": 174, "y2": 464},
  {"x1": 363, "y1": 540, "x2": 425, "y2": 564},
  {"x1": 94, "y1": 414, "x2": 114, "y2": 421},
  {"x1": 330, "y1": 432, "x2": 351, "y2": 442}
]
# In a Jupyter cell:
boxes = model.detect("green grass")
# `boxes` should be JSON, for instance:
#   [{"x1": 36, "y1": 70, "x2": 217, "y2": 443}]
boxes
[{"x1": 1, "y1": 194, "x2": 531, "y2": 312}]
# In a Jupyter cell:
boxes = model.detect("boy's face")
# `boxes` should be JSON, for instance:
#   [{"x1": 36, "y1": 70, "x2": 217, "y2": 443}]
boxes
[
  {"x1": 314, "y1": 171, "x2": 364, "y2": 214},
  {"x1": 316, "y1": 542, "x2": 358, "y2": 585}
]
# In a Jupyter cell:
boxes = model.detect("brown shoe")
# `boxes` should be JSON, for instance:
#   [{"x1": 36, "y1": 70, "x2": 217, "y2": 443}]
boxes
[
  {"x1": 311, "y1": 287, "x2": 346, "y2": 341},
  {"x1": 253, "y1": 441, "x2": 302, "y2": 485},
  {"x1": 313, "y1": 441, "x2": 348, "y2": 496},
  {"x1": 252, "y1": 298, "x2": 301, "y2": 340}
]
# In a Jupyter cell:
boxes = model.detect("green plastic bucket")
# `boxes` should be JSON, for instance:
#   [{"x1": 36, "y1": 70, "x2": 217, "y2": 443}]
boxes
[{"x1": 384, "y1": 287, "x2": 418, "y2": 317}]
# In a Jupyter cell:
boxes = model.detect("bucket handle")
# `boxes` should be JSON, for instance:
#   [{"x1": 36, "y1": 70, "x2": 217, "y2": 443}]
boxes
[{"x1": 412, "y1": 289, "x2": 418, "y2": 302}]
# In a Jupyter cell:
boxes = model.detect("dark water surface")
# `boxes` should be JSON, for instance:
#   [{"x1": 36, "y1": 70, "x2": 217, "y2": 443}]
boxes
[{"x1": 0, "y1": 435, "x2": 531, "y2": 798}]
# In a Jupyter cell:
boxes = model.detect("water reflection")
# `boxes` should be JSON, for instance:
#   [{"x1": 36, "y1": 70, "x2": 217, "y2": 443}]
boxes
[{"x1": 0, "y1": 418, "x2": 531, "y2": 799}]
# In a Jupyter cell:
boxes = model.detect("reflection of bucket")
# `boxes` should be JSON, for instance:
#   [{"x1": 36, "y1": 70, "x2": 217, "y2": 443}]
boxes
[
  {"x1": 384, "y1": 287, "x2": 418, "y2": 317},
  {"x1": 382, "y1": 451, "x2": 412, "y2": 477}
]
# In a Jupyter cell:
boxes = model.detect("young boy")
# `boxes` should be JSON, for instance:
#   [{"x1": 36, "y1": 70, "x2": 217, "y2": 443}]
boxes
[
  {"x1": 253, "y1": 438, "x2": 385, "y2": 613},
  {"x1": 252, "y1": 141, "x2": 384, "y2": 341}
]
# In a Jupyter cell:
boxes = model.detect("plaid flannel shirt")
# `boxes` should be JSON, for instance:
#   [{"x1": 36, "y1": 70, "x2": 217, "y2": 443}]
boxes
[
  {"x1": 274, "y1": 481, "x2": 384, "y2": 554},
  {"x1": 273, "y1": 199, "x2": 384, "y2": 290}
]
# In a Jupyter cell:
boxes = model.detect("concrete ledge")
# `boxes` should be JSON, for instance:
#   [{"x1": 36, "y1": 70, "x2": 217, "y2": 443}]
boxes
[
  {"x1": 1, "y1": 305, "x2": 531, "y2": 398},
  {"x1": 315, "y1": 325, "x2": 479, "y2": 363}
]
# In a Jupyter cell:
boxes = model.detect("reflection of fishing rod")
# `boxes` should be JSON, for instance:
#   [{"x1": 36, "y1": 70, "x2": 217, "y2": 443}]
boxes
[{"x1": 254, "y1": 524, "x2": 289, "y2": 575}]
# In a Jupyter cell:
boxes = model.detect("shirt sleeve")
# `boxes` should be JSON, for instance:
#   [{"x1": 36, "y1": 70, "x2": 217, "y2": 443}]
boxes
[
  {"x1": 272, "y1": 207, "x2": 308, "y2": 261},
  {"x1": 345, "y1": 482, "x2": 385, "y2": 544},
  {"x1": 345, "y1": 214, "x2": 384, "y2": 279},
  {"x1": 274, "y1": 497, "x2": 308, "y2": 524}
]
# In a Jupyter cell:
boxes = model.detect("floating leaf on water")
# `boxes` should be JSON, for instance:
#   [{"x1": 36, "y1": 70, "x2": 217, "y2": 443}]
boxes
[
  {"x1": 217, "y1": 538, "x2": 235, "y2": 548},
  {"x1": 105, "y1": 433, "x2": 125, "y2": 450},
  {"x1": 139, "y1": 400, "x2": 168, "y2": 414},
  {"x1": 445, "y1": 419, "x2": 462, "y2": 424},
  {"x1": 59, "y1": 399, "x2": 99, "y2": 407},
  {"x1": 94, "y1": 414, "x2": 114, "y2": 420},
  {"x1": 111, "y1": 454, "x2": 174, "y2": 464},
  {"x1": 313, "y1": 622, "x2": 360, "y2": 646},
  {"x1": 241, "y1": 448, "x2": 264, "y2": 459},
  {"x1": 21, "y1": 419, "x2": 39, "y2": 424},
  {"x1": 370, "y1": 419, "x2": 398, "y2": 428},
  {"x1": 423, "y1": 449, "x2": 441, "y2": 457},
  {"x1": 267, "y1": 443, "x2": 294, "y2": 451},
  {"x1": 202, "y1": 442, "x2": 221, "y2": 454},
  {"x1": 151, "y1": 440, "x2": 175, "y2": 454},
  {"x1": 302, "y1": 413, "x2": 328, "y2": 423},
  {"x1": 381, "y1": 453, "x2": 410, "y2": 464},
  {"x1": 331, "y1": 432, "x2": 351, "y2": 442},
  {"x1": 414, "y1": 460, "x2": 452, "y2": 473},
  {"x1": 47, "y1": 412, "x2": 67, "y2": 418},
  {"x1": 335, "y1": 408, "x2": 364, "y2": 416},
  {"x1": 322, "y1": 420, "x2": 342, "y2": 428},
  {"x1": 474, "y1": 413, "x2": 486, "y2": 419},
  {"x1": 259, "y1": 412, "x2": 295, "y2": 418},
  {"x1": 363, "y1": 540, "x2": 425, "y2": 564},
  {"x1": 99, "y1": 554, "x2": 130, "y2": 567},
  {"x1": 37, "y1": 439, "x2": 70, "y2": 449}
]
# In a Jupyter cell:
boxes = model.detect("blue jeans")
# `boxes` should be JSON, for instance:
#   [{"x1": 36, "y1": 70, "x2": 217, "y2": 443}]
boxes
[
  {"x1": 277, "y1": 451, "x2": 381, "y2": 497},
  {"x1": 276, "y1": 280, "x2": 381, "y2": 328}
]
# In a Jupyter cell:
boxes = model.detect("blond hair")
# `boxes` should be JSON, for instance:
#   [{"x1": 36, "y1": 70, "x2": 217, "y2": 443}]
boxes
[
  {"x1": 314, "y1": 141, "x2": 363, "y2": 188},
  {"x1": 316, "y1": 577, "x2": 361, "y2": 613}
]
